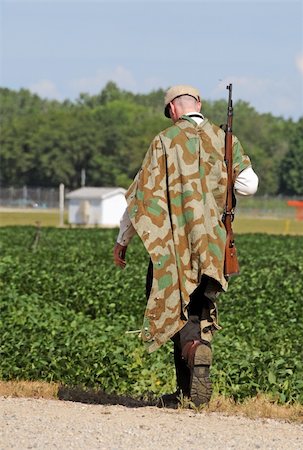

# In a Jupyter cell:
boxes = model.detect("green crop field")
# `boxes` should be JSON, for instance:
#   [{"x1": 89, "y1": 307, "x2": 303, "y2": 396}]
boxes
[{"x1": 0, "y1": 227, "x2": 302, "y2": 404}]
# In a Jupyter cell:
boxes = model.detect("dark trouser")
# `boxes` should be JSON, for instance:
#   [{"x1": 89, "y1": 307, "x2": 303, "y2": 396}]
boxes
[
  {"x1": 146, "y1": 259, "x2": 213, "y2": 347},
  {"x1": 145, "y1": 260, "x2": 212, "y2": 395}
]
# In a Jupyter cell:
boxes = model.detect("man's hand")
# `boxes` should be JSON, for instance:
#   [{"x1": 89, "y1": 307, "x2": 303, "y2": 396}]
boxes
[{"x1": 113, "y1": 242, "x2": 128, "y2": 269}]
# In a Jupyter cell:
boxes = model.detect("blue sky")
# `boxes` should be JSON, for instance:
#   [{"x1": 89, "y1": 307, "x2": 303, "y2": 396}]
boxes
[{"x1": 1, "y1": 0, "x2": 302, "y2": 120}]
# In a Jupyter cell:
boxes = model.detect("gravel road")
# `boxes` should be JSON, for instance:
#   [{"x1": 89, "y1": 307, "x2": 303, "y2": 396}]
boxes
[{"x1": 1, "y1": 397, "x2": 303, "y2": 450}]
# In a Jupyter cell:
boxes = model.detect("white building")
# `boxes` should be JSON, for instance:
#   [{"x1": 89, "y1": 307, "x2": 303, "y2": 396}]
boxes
[{"x1": 66, "y1": 187, "x2": 127, "y2": 227}]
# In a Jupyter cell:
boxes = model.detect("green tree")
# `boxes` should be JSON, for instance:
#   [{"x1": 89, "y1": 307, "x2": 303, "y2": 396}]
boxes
[
  {"x1": 0, "y1": 85, "x2": 300, "y2": 193},
  {"x1": 279, "y1": 118, "x2": 303, "y2": 195}
]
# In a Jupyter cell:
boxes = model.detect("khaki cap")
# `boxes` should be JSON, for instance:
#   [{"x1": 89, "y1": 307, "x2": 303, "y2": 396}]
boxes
[{"x1": 164, "y1": 84, "x2": 201, "y2": 117}]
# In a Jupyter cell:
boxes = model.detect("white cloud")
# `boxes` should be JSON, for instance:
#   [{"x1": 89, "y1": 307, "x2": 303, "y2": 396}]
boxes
[
  {"x1": 295, "y1": 54, "x2": 303, "y2": 76},
  {"x1": 212, "y1": 76, "x2": 273, "y2": 99},
  {"x1": 69, "y1": 66, "x2": 137, "y2": 94},
  {"x1": 29, "y1": 80, "x2": 61, "y2": 100},
  {"x1": 211, "y1": 75, "x2": 301, "y2": 119},
  {"x1": 141, "y1": 76, "x2": 166, "y2": 92}
]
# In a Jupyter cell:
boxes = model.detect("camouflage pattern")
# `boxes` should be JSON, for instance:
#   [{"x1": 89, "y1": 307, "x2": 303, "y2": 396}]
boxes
[{"x1": 126, "y1": 116, "x2": 251, "y2": 352}]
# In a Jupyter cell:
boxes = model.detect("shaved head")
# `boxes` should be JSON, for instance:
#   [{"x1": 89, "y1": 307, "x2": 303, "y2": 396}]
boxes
[
  {"x1": 169, "y1": 94, "x2": 201, "y2": 122},
  {"x1": 173, "y1": 95, "x2": 199, "y2": 111}
]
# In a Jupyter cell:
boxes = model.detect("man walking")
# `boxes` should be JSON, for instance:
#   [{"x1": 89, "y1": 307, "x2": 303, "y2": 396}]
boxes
[{"x1": 113, "y1": 85, "x2": 258, "y2": 407}]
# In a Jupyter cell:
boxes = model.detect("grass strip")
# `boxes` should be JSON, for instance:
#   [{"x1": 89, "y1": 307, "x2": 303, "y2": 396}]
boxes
[{"x1": 1, "y1": 381, "x2": 302, "y2": 423}]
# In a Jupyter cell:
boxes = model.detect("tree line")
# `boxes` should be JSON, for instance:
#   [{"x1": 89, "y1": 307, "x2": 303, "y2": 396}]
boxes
[{"x1": 0, "y1": 82, "x2": 302, "y2": 195}]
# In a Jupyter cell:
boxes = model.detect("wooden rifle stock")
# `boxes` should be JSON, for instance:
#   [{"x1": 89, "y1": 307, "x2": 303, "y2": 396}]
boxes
[{"x1": 223, "y1": 84, "x2": 240, "y2": 277}]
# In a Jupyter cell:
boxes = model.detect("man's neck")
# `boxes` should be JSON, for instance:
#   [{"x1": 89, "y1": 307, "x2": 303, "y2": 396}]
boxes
[{"x1": 185, "y1": 111, "x2": 204, "y2": 124}]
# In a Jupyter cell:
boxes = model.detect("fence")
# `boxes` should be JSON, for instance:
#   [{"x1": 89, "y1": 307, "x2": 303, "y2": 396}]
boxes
[
  {"x1": 0, "y1": 186, "x2": 302, "y2": 220},
  {"x1": 0, "y1": 186, "x2": 64, "y2": 209},
  {"x1": 236, "y1": 195, "x2": 303, "y2": 219}
]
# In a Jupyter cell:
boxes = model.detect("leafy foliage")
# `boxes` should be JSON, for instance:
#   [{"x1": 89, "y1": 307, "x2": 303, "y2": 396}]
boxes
[
  {"x1": 279, "y1": 118, "x2": 303, "y2": 195},
  {"x1": 213, "y1": 233, "x2": 303, "y2": 403},
  {"x1": 0, "y1": 84, "x2": 301, "y2": 194},
  {"x1": 0, "y1": 227, "x2": 302, "y2": 403}
]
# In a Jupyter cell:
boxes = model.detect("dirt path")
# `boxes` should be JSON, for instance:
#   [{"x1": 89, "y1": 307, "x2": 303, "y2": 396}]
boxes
[{"x1": 1, "y1": 397, "x2": 303, "y2": 449}]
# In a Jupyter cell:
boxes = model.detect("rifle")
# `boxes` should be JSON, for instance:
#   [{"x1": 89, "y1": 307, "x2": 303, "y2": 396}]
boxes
[{"x1": 223, "y1": 83, "x2": 240, "y2": 277}]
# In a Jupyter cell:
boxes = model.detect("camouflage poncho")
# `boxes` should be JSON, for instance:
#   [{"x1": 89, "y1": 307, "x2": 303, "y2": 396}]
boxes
[{"x1": 126, "y1": 116, "x2": 251, "y2": 352}]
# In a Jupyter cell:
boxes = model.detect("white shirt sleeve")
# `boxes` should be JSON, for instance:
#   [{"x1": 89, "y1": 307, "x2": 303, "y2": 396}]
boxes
[
  {"x1": 234, "y1": 167, "x2": 259, "y2": 196},
  {"x1": 116, "y1": 208, "x2": 136, "y2": 246}
]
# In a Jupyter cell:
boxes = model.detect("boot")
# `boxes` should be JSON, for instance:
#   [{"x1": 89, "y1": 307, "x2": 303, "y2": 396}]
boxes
[
  {"x1": 174, "y1": 340, "x2": 191, "y2": 397},
  {"x1": 157, "y1": 342, "x2": 191, "y2": 408},
  {"x1": 182, "y1": 340, "x2": 212, "y2": 407}
]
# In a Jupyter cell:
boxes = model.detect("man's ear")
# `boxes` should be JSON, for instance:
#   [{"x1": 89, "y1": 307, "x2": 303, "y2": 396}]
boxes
[{"x1": 169, "y1": 101, "x2": 176, "y2": 119}]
